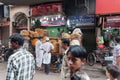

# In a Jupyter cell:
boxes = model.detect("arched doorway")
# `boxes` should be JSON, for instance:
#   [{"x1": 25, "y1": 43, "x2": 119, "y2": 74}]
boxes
[{"x1": 13, "y1": 12, "x2": 28, "y2": 33}]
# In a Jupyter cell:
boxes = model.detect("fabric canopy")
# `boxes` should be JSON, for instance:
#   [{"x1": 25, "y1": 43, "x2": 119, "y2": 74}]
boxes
[{"x1": 96, "y1": 0, "x2": 120, "y2": 14}]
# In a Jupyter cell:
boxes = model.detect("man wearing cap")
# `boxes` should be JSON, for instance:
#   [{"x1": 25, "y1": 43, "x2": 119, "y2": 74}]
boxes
[
  {"x1": 42, "y1": 37, "x2": 54, "y2": 75},
  {"x1": 6, "y1": 33, "x2": 35, "y2": 80},
  {"x1": 35, "y1": 37, "x2": 43, "y2": 70}
]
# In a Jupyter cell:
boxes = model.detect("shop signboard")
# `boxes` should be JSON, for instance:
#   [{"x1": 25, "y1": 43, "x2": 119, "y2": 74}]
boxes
[
  {"x1": 40, "y1": 14, "x2": 66, "y2": 26},
  {"x1": 105, "y1": 16, "x2": 120, "y2": 27},
  {"x1": 31, "y1": 3, "x2": 62, "y2": 16},
  {"x1": 68, "y1": 14, "x2": 95, "y2": 27}
]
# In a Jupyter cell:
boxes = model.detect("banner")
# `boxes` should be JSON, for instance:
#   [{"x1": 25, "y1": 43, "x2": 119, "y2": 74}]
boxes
[{"x1": 31, "y1": 3, "x2": 63, "y2": 16}]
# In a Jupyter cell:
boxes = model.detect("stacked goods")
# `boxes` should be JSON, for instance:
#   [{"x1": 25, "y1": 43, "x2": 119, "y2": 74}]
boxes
[
  {"x1": 20, "y1": 30, "x2": 30, "y2": 40},
  {"x1": 31, "y1": 38, "x2": 39, "y2": 47},
  {"x1": 30, "y1": 29, "x2": 44, "y2": 47},
  {"x1": 20, "y1": 28, "x2": 48, "y2": 38},
  {"x1": 70, "y1": 28, "x2": 83, "y2": 45},
  {"x1": 20, "y1": 29, "x2": 46, "y2": 47},
  {"x1": 35, "y1": 28, "x2": 44, "y2": 37},
  {"x1": 44, "y1": 30, "x2": 48, "y2": 36},
  {"x1": 50, "y1": 38, "x2": 59, "y2": 53},
  {"x1": 72, "y1": 28, "x2": 83, "y2": 35},
  {"x1": 30, "y1": 31, "x2": 39, "y2": 46},
  {"x1": 20, "y1": 30, "x2": 29, "y2": 36},
  {"x1": 33, "y1": 32, "x2": 39, "y2": 37},
  {"x1": 61, "y1": 33, "x2": 70, "y2": 39},
  {"x1": 70, "y1": 33, "x2": 82, "y2": 41},
  {"x1": 29, "y1": 31, "x2": 35, "y2": 38}
]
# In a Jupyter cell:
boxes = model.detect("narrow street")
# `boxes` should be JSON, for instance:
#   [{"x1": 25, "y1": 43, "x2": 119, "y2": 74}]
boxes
[
  {"x1": 83, "y1": 64, "x2": 107, "y2": 80},
  {"x1": 0, "y1": 62, "x2": 107, "y2": 80}
]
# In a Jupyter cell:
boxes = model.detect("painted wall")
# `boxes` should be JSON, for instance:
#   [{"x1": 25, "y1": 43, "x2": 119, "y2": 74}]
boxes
[
  {"x1": 9, "y1": 6, "x2": 30, "y2": 36},
  {"x1": 10, "y1": 6, "x2": 29, "y2": 22}
]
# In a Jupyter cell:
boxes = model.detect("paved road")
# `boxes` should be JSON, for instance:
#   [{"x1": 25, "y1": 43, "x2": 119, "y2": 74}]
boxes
[
  {"x1": 0, "y1": 62, "x2": 107, "y2": 80},
  {"x1": 83, "y1": 64, "x2": 107, "y2": 80}
]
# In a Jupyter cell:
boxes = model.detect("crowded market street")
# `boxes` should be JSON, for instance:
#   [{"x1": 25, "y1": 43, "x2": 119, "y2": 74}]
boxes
[
  {"x1": 0, "y1": 0, "x2": 119, "y2": 80},
  {"x1": 0, "y1": 62, "x2": 107, "y2": 80}
]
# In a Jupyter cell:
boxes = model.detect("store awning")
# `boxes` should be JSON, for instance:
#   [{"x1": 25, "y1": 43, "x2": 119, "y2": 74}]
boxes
[
  {"x1": 0, "y1": 0, "x2": 61, "y2": 5},
  {"x1": 96, "y1": 0, "x2": 120, "y2": 15}
]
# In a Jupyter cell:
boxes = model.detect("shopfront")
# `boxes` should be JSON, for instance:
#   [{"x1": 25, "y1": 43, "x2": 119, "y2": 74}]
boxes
[
  {"x1": 0, "y1": 5, "x2": 10, "y2": 46},
  {"x1": 0, "y1": 19, "x2": 10, "y2": 46},
  {"x1": 67, "y1": 14, "x2": 96, "y2": 52},
  {"x1": 102, "y1": 16, "x2": 120, "y2": 47},
  {"x1": 96, "y1": 0, "x2": 120, "y2": 47},
  {"x1": 30, "y1": 2, "x2": 67, "y2": 38}
]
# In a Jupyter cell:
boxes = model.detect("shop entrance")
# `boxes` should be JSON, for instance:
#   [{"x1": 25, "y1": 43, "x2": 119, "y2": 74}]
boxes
[
  {"x1": 82, "y1": 28, "x2": 96, "y2": 53},
  {"x1": 0, "y1": 27, "x2": 9, "y2": 46}
]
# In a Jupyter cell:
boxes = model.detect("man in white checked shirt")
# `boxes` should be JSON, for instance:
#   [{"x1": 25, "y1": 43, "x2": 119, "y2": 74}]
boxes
[
  {"x1": 113, "y1": 36, "x2": 120, "y2": 67},
  {"x1": 6, "y1": 33, "x2": 35, "y2": 80}
]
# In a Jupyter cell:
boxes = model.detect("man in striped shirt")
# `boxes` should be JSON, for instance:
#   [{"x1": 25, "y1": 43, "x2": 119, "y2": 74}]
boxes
[{"x1": 6, "y1": 33, "x2": 35, "y2": 80}]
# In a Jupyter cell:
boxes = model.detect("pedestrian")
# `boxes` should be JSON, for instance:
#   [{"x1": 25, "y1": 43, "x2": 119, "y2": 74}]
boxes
[
  {"x1": 61, "y1": 38, "x2": 70, "y2": 80},
  {"x1": 67, "y1": 45, "x2": 90, "y2": 80},
  {"x1": 42, "y1": 37, "x2": 54, "y2": 75},
  {"x1": 23, "y1": 37, "x2": 29, "y2": 50},
  {"x1": 106, "y1": 64, "x2": 120, "y2": 80},
  {"x1": 113, "y1": 36, "x2": 120, "y2": 67},
  {"x1": 54, "y1": 54, "x2": 63, "y2": 73},
  {"x1": 57, "y1": 28, "x2": 63, "y2": 38},
  {"x1": 109, "y1": 37, "x2": 116, "y2": 54},
  {"x1": 6, "y1": 33, "x2": 35, "y2": 80},
  {"x1": 70, "y1": 38, "x2": 80, "y2": 46},
  {"x1": 35, "y1": 37, "x2": 43, "y2": 70}
]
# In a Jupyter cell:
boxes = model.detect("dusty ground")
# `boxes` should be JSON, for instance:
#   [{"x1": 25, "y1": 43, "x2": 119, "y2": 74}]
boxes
[{"x1": 0, "y1": 62, "x2": 107, "y2": 80}]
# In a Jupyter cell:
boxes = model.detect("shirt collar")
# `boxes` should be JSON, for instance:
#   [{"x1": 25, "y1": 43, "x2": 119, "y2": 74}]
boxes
[
  {"x1": 13, "y1": 47, "x2": 23, "y2": 53},
  {"x1": 64, "y1": 47, "x2": 69, "y2": 55}
]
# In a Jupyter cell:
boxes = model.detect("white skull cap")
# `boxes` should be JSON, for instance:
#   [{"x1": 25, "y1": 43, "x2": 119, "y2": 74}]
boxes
[{"x1": 46, "y1": 37, "x2": 49, "y2": 41}]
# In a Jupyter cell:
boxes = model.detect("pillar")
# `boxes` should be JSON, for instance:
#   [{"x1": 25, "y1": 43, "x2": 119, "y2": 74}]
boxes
[{"x1": 27, "y1": 17, "x2": 30, "y2": 31}]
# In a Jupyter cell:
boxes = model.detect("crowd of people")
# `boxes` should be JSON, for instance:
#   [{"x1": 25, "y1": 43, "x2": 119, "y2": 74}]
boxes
[{"x1": 5, "y1": 28, "x2": 120, "y2": 80}]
